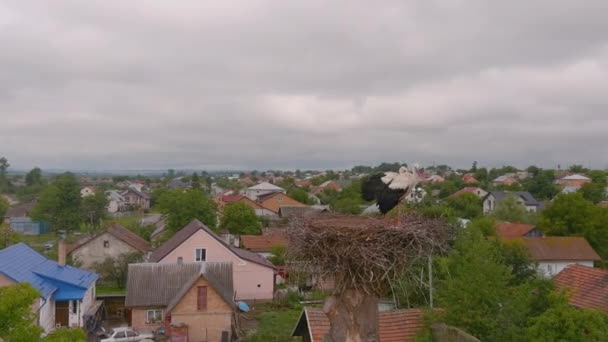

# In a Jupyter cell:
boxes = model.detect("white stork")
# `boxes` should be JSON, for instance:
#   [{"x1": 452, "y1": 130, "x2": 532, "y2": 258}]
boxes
[{"x1": 361, "y1": 164, "x2": 425, "y2": 214}]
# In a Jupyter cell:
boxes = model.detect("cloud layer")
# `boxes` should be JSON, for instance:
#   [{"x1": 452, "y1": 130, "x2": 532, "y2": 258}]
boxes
[{"x1": 2, "y1": 1, "x2": 608, "y2": 170}]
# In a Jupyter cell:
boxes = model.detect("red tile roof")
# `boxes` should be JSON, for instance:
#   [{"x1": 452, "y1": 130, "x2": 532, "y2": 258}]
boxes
[
  {"x1": 502, "y1": 237, "x2": 601, "y2": 261},
  {"x1": 221, "y1": 194, "x2": 246, "y2": 203},
  {"x1": 554, "y1": 264, "x2": 608, "y2": 313},
  {"x1": 496, "y1": 222, "x2": 537, "y2": 238},
  {"x1": 240, "y1": 234, "x2": 287, "y2": 252},
  {"x1": 300, "y1": 307, "x2": 424, "y2": 342},
  {"x1": 451, "y1": 187, "x2": 483, "y2": 197}
]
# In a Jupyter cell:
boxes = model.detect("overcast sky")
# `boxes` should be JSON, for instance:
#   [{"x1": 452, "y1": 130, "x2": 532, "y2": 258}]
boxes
[{"x1": 2, "y1": 1, "x2": 608, "y2": 171}]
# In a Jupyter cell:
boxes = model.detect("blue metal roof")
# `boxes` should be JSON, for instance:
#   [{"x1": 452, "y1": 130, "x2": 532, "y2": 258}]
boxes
[{"x1": 0, "y1": 243, "x2": 98, "y2": 300}]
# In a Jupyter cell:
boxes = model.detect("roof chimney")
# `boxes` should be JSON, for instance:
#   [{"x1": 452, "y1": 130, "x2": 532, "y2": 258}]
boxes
[{"x1": 58, "y1": 240, "x2": 66, "y2": 266}]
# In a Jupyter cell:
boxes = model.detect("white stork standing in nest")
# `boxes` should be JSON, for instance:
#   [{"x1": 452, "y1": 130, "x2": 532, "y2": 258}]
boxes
[{"x1": 361, "y1": 164, "x2": 425, "y2": 215}]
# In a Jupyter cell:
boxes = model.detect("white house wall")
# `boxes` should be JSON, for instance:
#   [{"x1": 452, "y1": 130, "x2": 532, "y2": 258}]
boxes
[
  {"x1": 38, "y1": 296, "x2": 55, "y2": 334},
  {"x1": 538, "y1": 261, "x2": 594, "y2": 278}
]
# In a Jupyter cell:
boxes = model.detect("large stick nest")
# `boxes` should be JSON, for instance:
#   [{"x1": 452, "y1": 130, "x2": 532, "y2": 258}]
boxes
[{"x1": 288, "y1": 214, "x2": 453, "y2": 295}]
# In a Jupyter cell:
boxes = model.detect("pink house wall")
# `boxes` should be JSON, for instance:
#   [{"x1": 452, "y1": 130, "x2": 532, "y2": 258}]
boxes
[{"x1": 157, "y1": 230, "x2": 274, "y2": 300}]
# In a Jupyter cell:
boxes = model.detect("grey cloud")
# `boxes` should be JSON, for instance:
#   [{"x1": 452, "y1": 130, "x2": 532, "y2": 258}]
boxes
[{"x1": 1, "y1": 1, "x2": 608, "y2": 170}]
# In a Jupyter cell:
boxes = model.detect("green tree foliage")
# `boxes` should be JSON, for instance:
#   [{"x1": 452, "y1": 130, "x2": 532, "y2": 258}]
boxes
[
  {"x1": 94, "y1": 252, "x2": 143, "y2": 289},
  {"x1": 527, "y1": 294, "x2": 608, "y2": 341},
  {"x1": 0, "y1": 196, "x2": 8, "y2": 220},
  {"x1": 220, "y1": 201, "x2": 262, "y2": 235},
  {"x1": 434, "y1": 226, "x2": 551, "y2": 341},
  {"x1": 443, "y1": 193, "x2": 482, "y2": 219},
  {"x1": 269, "y1": 245, "x2": 286, "y2": 266},
  {"x1": 287, "y1": 188, "x2": 314, "y2": 205},
  {"x1": 80, "y1": 191, "x2": 108, "y2": 226},
  {"x1": 524, "y1": 169, "x2": 559, "y2": 200},
  {"x1": 191, "y1": 172, "x2": 201, "y2": 190},
  {"x1": 580, "y1": 182, "x2": 606, "y2": 204},
  {"x1": 31, "y1": 173, "x2": 82, "y2": 233},
  {"x1": 157, "y1": 189, "x2": 217, "y2": 232},
  {"x1": 25, "y1": 167, "x2": 43, "y2": 186},
  {"x1": 568, "y1": 164, "x2": 589, "y2": 174},
  {"x1": 491, "y1": 194, "x2": 534, "y2": 224},
  {"x1": 0, "y1": 157, "x2": 9, "y2": 193},
  {"x1": 538, "y1": 193, "x2": 608, "y2": 260},
  {"x1": 467, "y1": 216, "x2": 498, "y2": 236},
  {"x1": 0, "y1": 283, "x2": 43, "y2": 341},
  {"x1": 332, "y1": 197, "x2": 363, "y2": 214}
]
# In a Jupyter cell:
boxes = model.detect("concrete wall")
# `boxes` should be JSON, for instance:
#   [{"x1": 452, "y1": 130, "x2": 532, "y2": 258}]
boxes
[
  {"x1": 171, "y1": 277, "x2": 233, "y2": 342},
  {"x1": 538, "y1": 260, "x2": 594, "y2": 278},
  {"x1": 158, "y1": 229, "x2": 275, "y2": 300},
  {"x1": 71, "y1": 233, "x2": 138, "y2": 269},
  {"x1": 38, "y1": 297, "x2": 55, "y2": 333}
]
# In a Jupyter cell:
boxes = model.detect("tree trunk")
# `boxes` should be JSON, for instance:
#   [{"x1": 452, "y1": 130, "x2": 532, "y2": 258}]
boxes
[{"x1": 323, "y1": 289, "x2": 379, "y2": 342}]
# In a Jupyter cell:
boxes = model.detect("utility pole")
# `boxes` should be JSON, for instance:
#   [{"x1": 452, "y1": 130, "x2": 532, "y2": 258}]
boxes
[{"x1": 428, "y1": 254, "x2": 433, "y2": 309}]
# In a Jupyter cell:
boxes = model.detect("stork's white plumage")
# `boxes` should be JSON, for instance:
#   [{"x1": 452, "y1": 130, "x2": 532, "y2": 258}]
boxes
[{"x1": 362, "y1": 164, "x2": 425, "y2": 214}]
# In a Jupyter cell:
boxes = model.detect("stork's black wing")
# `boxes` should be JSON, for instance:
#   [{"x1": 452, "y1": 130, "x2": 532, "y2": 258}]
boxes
[
  {"x1": 377, "y1": 186, "x2": 407, "y2": 214},
  {"x1": 361, "y1": 173, "x2": 386, "y2": 201},
  {"x1": 362, "y1": 173, "x2": 408, "y2": 214}
]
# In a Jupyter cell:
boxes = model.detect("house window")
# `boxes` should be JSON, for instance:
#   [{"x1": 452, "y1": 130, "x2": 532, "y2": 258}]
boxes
[
  {"x1": 195, "y1": 248, "x2": 206, "y2": 262},
  {"x1": 103, "y1": 240, "x2": 110, "y2": 248},
  {"x1": 71, "y1": 301, "x2": 78, "y2": 314},
  {"x1": 277, "y1": 196, "x2": 283, "y2": 202},
  {"x1": 177, "y1": 257, "x2": 183, "y2": 264},
  {"x1": 146, "y1": 309, "x2": 163, "y2": 324},
  {"x1": 197, "y1": 286, "x2": 207, "y2": 310},
  {"x1": 547, "y1": 264, "x2": 553, "y2": 275}
]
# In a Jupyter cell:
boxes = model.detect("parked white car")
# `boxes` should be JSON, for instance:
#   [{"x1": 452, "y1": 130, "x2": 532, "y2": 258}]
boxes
[{"x1": 99, "y1": 327, "x2": 154, "y2": 342}]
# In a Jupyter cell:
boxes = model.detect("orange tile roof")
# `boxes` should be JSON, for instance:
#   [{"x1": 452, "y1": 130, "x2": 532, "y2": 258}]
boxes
[
  {"x1": 240, "y1": 234, "x2": 288, "y2": 252},
  {"x1": 554, "y1": 264, "x2": 608, "y2": 313},
  {"x1": 303, "y1": 307, "x2": 424, "y2": 342},
  {"x1": 451, "y1": 187, "x2": 482, "y2": 197},
  {"x1": 496, "y1": 222, "x2": 537, "y2": 238},
  {"x1": 502, "y1": 237, "x2": 601, "y2": 261}
]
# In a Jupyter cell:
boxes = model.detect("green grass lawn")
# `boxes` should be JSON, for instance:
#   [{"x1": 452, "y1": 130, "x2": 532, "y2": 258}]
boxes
[
  {"x1": 96, "y1": 284, "x2": 126, "y2": 296},
  {"x1": 18, "y1": 231, "x2": 57, "y2": 246},
  {"x1": 244, "y1": 304, "x2": 305, "y2": 341}
]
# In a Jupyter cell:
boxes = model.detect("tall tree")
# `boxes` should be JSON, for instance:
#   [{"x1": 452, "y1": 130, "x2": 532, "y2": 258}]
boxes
[
  {"x1": 191, "y1": 172, "x2": 201, "y2": 190},
  {"x1": 491, "y1": 194, "x2": 532, "y2": 223},
  {"x1": 220, "y1": 201, "x2": 261, "y2": 235},
  {"x1": 0, "y1": 157, "x2": 9, "y2": 177},
  {"x1": 524, "y1": 169, "x2": 558, "y2": 200},
  {"x1": 527, "y1": 294, "x2": 608, "y2": 341},
  {"x1": 80, "y1": 191, "x2": 108, "y2": 226},
  {"x1": 0, "y1": 283, "x2": 43, "y2": 341},
  {"x1": 25, "y1": 167, "x2": 43, "y2": 186},
  {"x1": 157, "y1": 189, "x2": 217, "y2": 232},
  {"x1": 444, "y1": 193, "x2": 482, "y2": 219},
  {"x1": 31, "y1": 172, "x2": 82, "y2": 232},
  {"x1": 0, "y1": 196, "x2": 8, "y2": 220}
]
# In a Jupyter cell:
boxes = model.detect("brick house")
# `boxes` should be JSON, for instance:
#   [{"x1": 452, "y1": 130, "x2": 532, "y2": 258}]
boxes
[
  {"x1": 125, "y1": 263, "x2": 234, "y2": 341},
  {"x1": 257, "y1": 192, "x2": 306, "y2": 214},
  {"x1": 121, "y1": 188, "x2": 151, "y2": 210},
  {"x1": 555, "y1": 174, "x2": 592, "y2": 188},
  {"x1": 68, "y1": 224, "x2": 151, "y2": 269}
]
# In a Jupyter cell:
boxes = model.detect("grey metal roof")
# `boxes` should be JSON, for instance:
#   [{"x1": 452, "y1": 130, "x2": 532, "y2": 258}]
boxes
[
  {"x1": 125, "y1": 262, "x2": 234, "y2": 309},
  {"x1": 487, "y1": 191, "x2": 539, "y2": 206}
]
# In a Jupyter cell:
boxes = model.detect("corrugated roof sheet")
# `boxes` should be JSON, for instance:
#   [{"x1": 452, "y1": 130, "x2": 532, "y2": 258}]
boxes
[
  {"x1": 554, "y1": 264, "x2": 608, "y2": 313},
  {"x1": 502, "y1": 237, "x2": 601, "y2": 261},
  {"x1": 125, "y1": 262, "x2": 234, "y2": 309},
  {"x1": 0, "y1": 243, "x2": 97, "y2": 299},
  {"x1": 246, "y1": 182, "x2": 285, "y2": 191},
  {"x1": 561, "y1": 174, "x2": 591, "y2": 180},
  {"x1": 297, "y1": 307, "x2": 424, "y2": 342}
]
